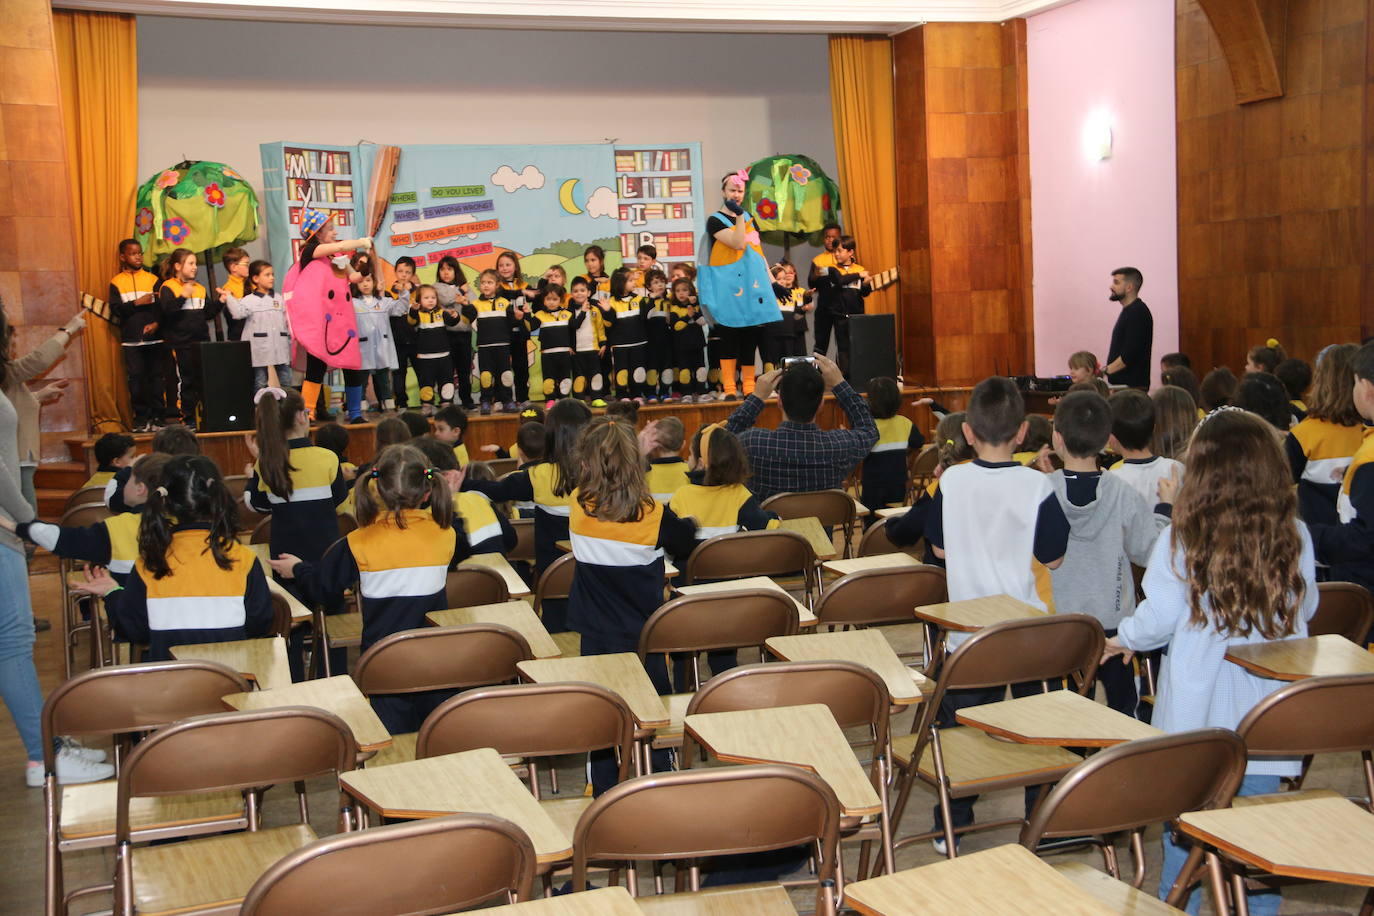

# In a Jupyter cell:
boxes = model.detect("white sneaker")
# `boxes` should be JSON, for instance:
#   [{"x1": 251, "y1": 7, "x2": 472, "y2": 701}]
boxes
[
  {"x1": 26, "y1": 748, "x2": 115, "y2": 787},
  {"x1": 932, "y1": 836, "x2": 959, "y2": 856},
  {"x1": 60, "y1": 737, "x2": 108, "y2": 763}
]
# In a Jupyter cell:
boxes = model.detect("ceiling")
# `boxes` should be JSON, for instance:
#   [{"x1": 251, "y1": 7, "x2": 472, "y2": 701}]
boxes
[{"x1": 53, "y1": 0, "x2": 1075, "y2": 34}]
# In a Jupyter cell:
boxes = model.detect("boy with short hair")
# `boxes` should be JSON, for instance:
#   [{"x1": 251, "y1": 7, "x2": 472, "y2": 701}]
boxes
[
  {"x1": 432, "y1": 405, "x2": 470, "y2": 466},
  {"x1": 109, "y1": 239, "x2": 164, "y2": 431},
  {"x1": 1049, "y1": 391, "x2": 1170, "y2": 716},
  {"x1": 1106, "y1": 390, "x2": 1183, "y2": 509},
  {"x1": 811, "y1": 235, "x2": 870, "y2": 378},
  {"x1": 86, "y1": 433, "x2": 136, "y2": 489},
  {"x1": 219, "y1": 247, "x2": 251, "y2": 340},
  {"x1": 922, "y1": 376, "x2": 1070, "y2": 852},
  {"x1": 643, "y1": 417, "x2": 689, "y2": 503},
  {"x1": 1311, "y1": 343, "x2": 1374, "y2": 595}
]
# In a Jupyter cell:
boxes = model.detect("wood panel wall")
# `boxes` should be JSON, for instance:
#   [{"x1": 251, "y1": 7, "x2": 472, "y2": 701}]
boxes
[
  {"x1": 893, "y1": 21, "x2": 1033, "y2": 387},
  {"x1": 0, "y1": 0, "x2": 88, "y2": 459},
  {"x1": 1176, "y1": 0, "x2": 1369, "y2": 369}
]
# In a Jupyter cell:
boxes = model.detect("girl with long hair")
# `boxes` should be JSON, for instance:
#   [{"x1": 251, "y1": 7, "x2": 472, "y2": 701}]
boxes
[
  {"x1": 1285, "y1": 342, "x2": 1363, "y2": 526},
  {"x1": 1150, "y1": 385, "x2": 1200, "y2": 462}
]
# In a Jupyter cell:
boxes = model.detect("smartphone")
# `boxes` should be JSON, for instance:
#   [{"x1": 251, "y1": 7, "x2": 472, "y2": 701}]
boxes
[{"x1": 783, "y1": 356, "x2": 817, "y2": 368}]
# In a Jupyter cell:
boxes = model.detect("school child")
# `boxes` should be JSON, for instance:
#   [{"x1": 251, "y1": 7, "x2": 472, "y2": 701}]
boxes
[
  {"x1": 110, "y1": 239, "x2": 164, "y2": 431},
  {"x1": 315, "y1": 422, "x2": 355, "y2": 485},
  {"x1": 1151, "y1": 386, "x2": 1199, "y2": 461},
  {"x1": 271, "y1": 444, "x2": 474, "y2": 733},
  {"x1": 921, "y1": 378, "x2": 1070, "y2": 851},
  {"x1": 1246, "y1": 338, "x2": 1286, "y2": 374},
  {"x1": 568, "y1": 417, "x2": 697, "y2": 793},
  {"x1": 495, "y1": 251, "x2": 534, "y2": 404},
  {"x1": 218, "y1": 247, "x2": 251, "y2": 341},
  {"x1": 762, "y1": 260, "x2": 812, "y2": 373},
  {"x1": 157, "y1": 248, "x2": 222, "y2": 429},
  {"x1": 568, "y1": 277, "x2": 607, "y2": 406},
  {"x1": 224, "y1": 260, "x2": 293, "y2": 395},
  {"x1": 411, "y1": 436, "x2": 514, "y2": 556},
  {"x1": 1160, "y1": 366, "x2": 1203, "y2": 417},
  {"x1": 1066, "y1": 350, "x2": 1100, "y2": 383},
  {"x1": 350, "y1": 263, "x2": 404, "y2": 414},
  {"x1": 1160, "y1": 352, "x2": 1191, "y2": 372},
  {"x1": 1234, "y1": 372, "x2": 1294, "y2": 434},
  {"x1": 72, "y1": 454, "x2": 273, "y2": 662},
  {"x1": 599, "y1": 268, "x2": 649, "y2": 402},
  {"x1": 1012, "y1": 415, "x2": 1052, "y2": 467},
  {"x1": 861, "y1": 378, "x2": 925, "y2": 512},
  {"x1": 463, "y1": 398, "x2": 592, "y2": 631},
  {"x1": 1285, "y1": 344, "x2": 1363, "y2": 527},
  {"x1": 389, "y1": 256, "x2": 420, "y2": 410},
  {"x1": 668, "y1": 278, "x2": 708, "y2": 403},
  {"x1": 883, "y1": 411, "x2": 973, "y2": 561},
  {"x1": 672, "y1": 424, "x2": 777, "y2": 540},
  {"x1": 1106, "y1": 390, "x2": 1184, "y2": 508},
  {"x1": 1200, "y1": 367, "x2": 1237, "y2": 411},
  {"x1": 641, "y1": 270, "x2": 672, "y2": 401},
  {"x1": 1274, "y1": 357, "x2": 1312, "y2": 422},
  {"x1": 432, "y1": 405, "x2": 470, "y2": 466},
  {"x1": 808, "y1": 223, "x2": 842, "y2": 286},
  {"x1": 630, "y1": 244, "x2": 664, "y2": 294},
  {"x1": 408, "y1": 284, "x2": 459, "y2": 413},
  {"x1": 643, "y1": 418, "x2": 690, "y2": 503},
  {"x1": 463, "y1": 270, "x2": 524, "y2": 415},
  {"x1": 433, "y1": 255, "x2": 476, "y2": 410},
  {"x1": 1049, "y1": 392, "x2": 1170, "y2": 716},
  {"x1": 532, "y1": 283, "x2": 578, "y2": 405},
  {"x1": 1108, "y1": 408, "x2": 1318, "y2": 915},
  {"x1": 86, "y1": 433, "x2": 136, "y2": 489},
  {"x1": 810, "y1": 235, "x2": 870, "y2": 379},
  {"x1": 103, "y1": 424, "x2": 200, "y2": 513},
  {"x1": 579, "y1": 246, "x2": 613, "y2": 396},
  {"x1": 399, "y1": 410, "x2": 431, "y2": 438},
  {"x1": 1305, "y1": 344, "x2": 1374, "y2": 595}
]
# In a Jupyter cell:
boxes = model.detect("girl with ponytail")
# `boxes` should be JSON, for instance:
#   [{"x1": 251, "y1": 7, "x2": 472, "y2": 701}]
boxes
[
  {"x1": 72, "y1": 454, "x2": 272, "y2": 660},
  {"x1": 271, "y1": 444, "x2": 471, "y2": 732}
]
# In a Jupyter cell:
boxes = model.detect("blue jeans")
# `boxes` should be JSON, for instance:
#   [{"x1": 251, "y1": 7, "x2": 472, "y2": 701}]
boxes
[
  {"x1": 253, "y1": 364, "x2": 294, "y2": 391},
  {"x1": 1161, "y1": 774, "x2": 1282, "y2": 915},
  {"x1": 0, "y1": 546, "x2": 43, "y2": 762}
]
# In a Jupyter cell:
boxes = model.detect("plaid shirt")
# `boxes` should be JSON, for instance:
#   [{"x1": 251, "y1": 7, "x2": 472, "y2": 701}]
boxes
[{"x1": 725, "y1": 382, "x2": 879, "y2": 501}]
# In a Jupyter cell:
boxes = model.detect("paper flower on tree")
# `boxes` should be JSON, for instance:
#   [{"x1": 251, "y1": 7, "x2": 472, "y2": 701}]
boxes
[
  {"x1": 204, "y1": 182, "x2": 226, "y2": 208},
  {"x1": 162, "y1": 217, "x2": 189, "y2": 244},
  {"x1": 155, "y1": 170, "x2": 179, "y2": 189},
  {"x1": 756, "y1": 198, "x2": 779, "y2": 220},
  {"x1": 135, "y1": 207, "x2": 154, "y2": 235},
  {"x1": 789, "y1": 163, "x2": 812, "y2": 185},
  {"x1": 222, "y1": 167, "x2": 243, "y2": 181}
]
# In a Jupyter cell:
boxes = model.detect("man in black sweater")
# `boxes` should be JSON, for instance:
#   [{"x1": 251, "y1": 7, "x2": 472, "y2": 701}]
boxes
[{"x1": 1104, "y1": 266, "x2": 1153, "y2": 389}]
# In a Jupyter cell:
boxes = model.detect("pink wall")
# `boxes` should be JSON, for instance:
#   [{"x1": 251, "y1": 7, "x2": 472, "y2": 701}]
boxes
[{"x1": 1027, "y1": 0, "x2": 1177, "y2": 386}]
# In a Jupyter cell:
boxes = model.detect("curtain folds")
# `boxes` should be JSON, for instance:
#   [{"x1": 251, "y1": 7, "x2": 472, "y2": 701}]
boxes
[
  {"x1": 53, "y1": 10, "x2": 137, "y2": 432},
  {"x1": 827, "y1": 35, "x2": 898, "y2": 317}
]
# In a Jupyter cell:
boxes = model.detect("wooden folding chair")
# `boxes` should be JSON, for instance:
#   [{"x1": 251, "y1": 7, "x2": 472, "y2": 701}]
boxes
[
  {"x1": 445, "y1": 564, "x2": 510, "y2": 609},
  {"x1": 682, "y1": 528, "x2": 817, "y2": 610},
  {"x1": 508, "y1": 518, "x2": 536, "y2": 565},
  {"x1": 857, "y1": 516, "x2": 923, "y2": 559},
  {"x1": 42, "y1": 661, "x2": 253, "y2": 916},
  {"x1": 908, "y1": 445, "x2": 939, "y2": 503},
  {"x1": 814, "y1": 564, "x2": 946, "y2": 665},
  {"x1": 486, "y1": 457, "x2": 519, "y2": 477},
  {"x1": 533, "y1": 553, "x2": 579, "y2": 657},
  {"x1": 249, "y1": 516, "x2": 272, "y2": 546},
  {"x1": 222, "y1": 475, "x2": 258, "y2": 534},
  {"x1": 56, "y1": 502, "x2": 112, "y2": 678},
  {"x1": 62, "y1": 484, "x2": 108, "y2": 515},
  {"x1": 239, "y1": 813, "x2": 536, "y2": 915},
  {"x1": 1311, "y1": 582, "x2": 1374, "y2": 645},
  {"x1": 762, "y1": 489, "x2": 857, "y2": 558}
]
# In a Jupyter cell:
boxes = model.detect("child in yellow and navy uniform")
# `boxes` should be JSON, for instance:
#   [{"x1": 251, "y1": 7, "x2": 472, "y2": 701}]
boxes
[
  {"x1": 85, "y1": 433, "x2": 137, "y2": 490},
  {"x1": 1012, "y1": 416, "x2": 1053, "y2": 467},
  {"x1": 408, "y1": 284, "x2": 460, "y2": 412},
  {"x1": 569, "y1": 277, "x2": 607, "y2": 405},
  {"x1": 672, "y1": 425, "x2": 777, "y2": 540},
  {"x1": 600, "y1": 268, "x2": 650, "y2": 402},
  {"x1": 533, "y1": 283, "x2": 580, "y2": 404},
  {"x1": 157, "y1": 248, "x2": 222, "y2": 429},
  {"x1": 463, "y1": 270, "x2": 524, "y2": 414},
  {"x1": 810, "y1": 235, "x2": 871, "y2": 379},
  {"x1": 110, "y1": 239, "x2": 165, "y2": 429},
  {"x1": 862, "y1": 378, "x2": 926, "y2": 513},
  {"x1": 1285, "y1": 344, "x2": 1365, "y2": 527},
  {"x1": 409, "y1": 436, "x2": 515, "y2": 557},
  {"x1": 643, "y1": 417, "x2": 691, "y2": 504},
  {"x1": 641, "y1": 270, "x2": 673, "y2": 402},
  {"x1": 668, "y1": 278, "x2": 708, "y2": 402},
  {"x1": 74, "y1": 455, "x2": 273, "y2": 661},
  {"x1": 497, "y1": 251, "x2": 536, "y2": 404},
  {"x1": 569, "y1": 418, "x2": 697, "y2": 794},
  {"x1": 762, "y1": 261, "x2": 812, "y2": 372},
  {"x1": 885, "y1": 411, "x2": 973, "y2": 566},
  {"x1": 274, "y1": 444, "x2": 473, "y2": 732}
]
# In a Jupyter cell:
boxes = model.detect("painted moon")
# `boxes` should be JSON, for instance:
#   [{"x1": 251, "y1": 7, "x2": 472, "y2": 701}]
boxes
[{"x1": 558, "y1": 178, "x2": 583, "y2": 215}]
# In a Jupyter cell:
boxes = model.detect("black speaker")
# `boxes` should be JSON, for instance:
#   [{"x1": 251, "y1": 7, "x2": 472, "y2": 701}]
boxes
[
  {"x1": 199, "y1": 341, "x2": 255, "y2": 432},
  {"x1": 847, "y1": 314, "x2": 897, "y2": 393}
]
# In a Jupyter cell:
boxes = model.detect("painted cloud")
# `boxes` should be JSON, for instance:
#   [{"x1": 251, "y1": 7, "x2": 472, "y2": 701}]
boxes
[{"x1": 491, "y1": 164, "x2": 545, "y2": 193}]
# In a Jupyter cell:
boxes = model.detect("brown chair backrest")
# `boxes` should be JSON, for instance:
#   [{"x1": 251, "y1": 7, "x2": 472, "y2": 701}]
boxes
[
  {"x1": 760, "y1": 489, "x2": 855, "y2": 531},
  {"x1": 1019, "y1": 729, "x2": 1246, "y2": 847},
  {"x1": 814, "y1": 565, "x2": 947, "y2": 628},
  {"x1": 239, "y1": 812, "x2": 537, "y2": 915},
  {"x1": 336, "y1": 512, "x2": 359, "y2": 537},
  {"x1": 1237, "y1": 672, "x2": 1374, "y2": 758},
  {"x1": 250, "y1": 516, "x2": 273, "y2": 545},
  {"x1": 910, "y1": 444, "x2": 939, "y2": 483},
  {"x1": 60, "y1": 502, "x2": 112, "y2": 529},
  {"x1": 488, "y1": 458, "x2": 519, "y2": 478},
  {"x1": 508, "y1": 518, "x2": 536, "y2": 564},
  {"x1": 683, "y1": 528, "x2": 814, "y2": 585},
  {"x1": 223, "y1": 475, "x2": 257, "y2": 532},
  {"x1": 63, "y1": 485, "x2": 109, "y2": 515},
  {"x1": 115, "y1": 706, "x2": 357, "y2": 841},
  {"x1": 638, "y1": 589, "x2": 799, "y2": 660},
  {"x1": 444, "y1": 565, "x2": 510, "y2": 610},
  {"x1": 857, "y1": 517, "x2": 922, "y2": 559},
  {"x1": 417, "y1": 682, "x2": 636, "y2": 784},
  {"x1": 353, "y1": 624, "x2": 531, "y2": 696},
  {"x1": 572, "y1": 764, "x2": 840, "y2": 911},
  {"x1": 41, "y1": 660, "x2": 251, "y2": 769},
  {"x1": 533, "y1": 552, "x2": 575, "y2": 616},
  {"x1": 269, "y1": 592, "x2": 295, "y2": 639},
  {"x1": 686, "y1": 660, "x2": 890, "y2": 745},
  {"x1": 1311, "y1": 582, "x2": 1374, "y2": 644}
]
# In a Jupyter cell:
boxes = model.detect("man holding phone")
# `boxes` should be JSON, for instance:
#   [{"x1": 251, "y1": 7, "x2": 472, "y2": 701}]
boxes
[{"x1": 723, "y1": 354, "x2": 878, "y2": 500}]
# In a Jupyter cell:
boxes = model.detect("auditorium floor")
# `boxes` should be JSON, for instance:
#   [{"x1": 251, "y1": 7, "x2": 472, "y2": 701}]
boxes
[{"x1": 1, "y1": 567, "x2": 1366, "y2": 914}]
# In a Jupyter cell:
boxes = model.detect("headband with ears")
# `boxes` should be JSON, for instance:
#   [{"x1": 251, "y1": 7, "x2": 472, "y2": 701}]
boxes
[{"x1": 253, "y1": 386, "x2": 287, "y2": 405}]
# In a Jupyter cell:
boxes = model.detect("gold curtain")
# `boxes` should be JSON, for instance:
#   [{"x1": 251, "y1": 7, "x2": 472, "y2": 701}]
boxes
[
  {"x1": 828, "y1": 36, "x2": 898, "y2": 316},
  {"x1": 53, "y1": 10, "x2": 137, "y2": 432}
]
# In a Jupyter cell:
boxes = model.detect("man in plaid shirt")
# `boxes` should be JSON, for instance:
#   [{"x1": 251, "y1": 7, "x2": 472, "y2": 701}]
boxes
[{"x1": 724, "y1": 354, "x2": 878, "y2": 501}]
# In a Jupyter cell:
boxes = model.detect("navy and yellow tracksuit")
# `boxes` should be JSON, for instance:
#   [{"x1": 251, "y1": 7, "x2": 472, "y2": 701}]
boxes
[
  {"x1": 453, "y1": 490, "x2": 516, "y2": 556},
  {"x1": 668, "y1": 483, "x2": 778, "y2": 542},
  {"x1": 463, "y1": 295, "x2": 520, "y2": 406},
  {"x1": 408, "y1": 302, "x2": 459, "y2": 406},
  {"x1": 110, "y1": 267, "x2": 164, "y2": 424},
  {"x1": 1286, "y1": 417, "x2": 1366, "y2": 526},
  {"x1": 105, "y1": 527, "x2": 272, "y2": 661},
  {"x1": 246, "y1": 438, "x2": 348, "y2": 570},
  {"x1": 1312, "y1": 428, "x2": 1374, "y2": 597},
  {"x1": 669, "y1": 300, "x2": 707, "y2": 398},
  {"x1": 862, "y1": 414, "x2": 926, "y2": 511},
  {"x1": 501, "y1": 280, "x2": 534, "y2": 402},
  {"x1": 600, "y1": 296, "x2": 649, "y2": 399},
  {"x1": 643, "y1": 295, "x2": 672, "y2": 399},
  {"x1": 534, "y1": 304, "x2": 582, "y2": 400},
  {"x1": 645, "y1": 457, "x2": 691, "y2": 504},
  {"x1": 18, "y1": 510, "x2": 143, "y2": 584}
]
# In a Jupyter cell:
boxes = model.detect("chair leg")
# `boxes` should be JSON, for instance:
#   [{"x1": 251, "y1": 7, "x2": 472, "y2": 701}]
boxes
[
  {"x1": 1164, "y1": 842, "x2": 1206, "y2": 908},
  {"x1": 1129, "y1": 828, "x2": 1147, "y2": 889},
  {"x1": 44, "y1": 777, "x2": 62, "y2": 916},
  {"x1": 928, "y1": 732, "x2": 959, "y2": 858},
  {"x1": 1229, "y1": 864, "x2": 1251, "y2": 916},
  {"x1": 1357, "y1": 887, "x2": 1373, "y2": 916},
  {"x1": 1205, "y1": 851, "x2": 1233, "y2": 916}
]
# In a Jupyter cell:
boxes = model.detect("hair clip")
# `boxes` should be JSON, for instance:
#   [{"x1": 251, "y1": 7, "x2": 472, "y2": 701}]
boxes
[
  {"x1": 423, "y1": 467, "x2": 436, "y2": 480},
  {"x1": 253, "y1": 386, "x2": 287, "y2": 405},
  {"x1": 520, "y1": 408, "x2": 538, "y2": 419},
  {"x1": 369, "y1": 468, "x2": 380, "y2": 479},
  {"x1": 1266, "y1": 338, "x2": 1280, "y2": 349},
  {"x1": 155, "y1": 485, "x2": 168, "y2": 497},
  {"x1": 1199, "y1": 405, "x2": 1246, "y2": 427},
  {"x1": 945, "y1": 438, "x2": 955, "y2": 446},
  {"x1": 732, "y1": 167, "x2": 749, "y2": 187}
]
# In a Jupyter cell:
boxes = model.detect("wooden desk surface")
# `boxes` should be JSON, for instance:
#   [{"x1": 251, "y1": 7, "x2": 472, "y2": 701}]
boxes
[
  {"x1": 518, "y1": 653, "x2": 670, "y2": 728},
  {"x1": 956, "y1": 690, "x2": 1163, "y2": 747},
  {"x1": 673, "y1": 577, "x2": 816, "y2": 627},
  {"x1": 852, "y1": 497, "x2": 870, "y2": 519},
  {"x1": 845, "y1": 844, "x2": 1126, "y2": 916},
  {"x1": 340, "y1": 748, "x2": 572, "y2": 865},
  {"x1": 222, "y1": 675, "x2": 392, "y2": 751},
  {"x1": 1178, "y1": 793, "x2": 1374, "y2": 886},
  {"x1": 246, "y1": 543, "x2": 311, "y2": 622},
  {"x1": 170, "y1": 637, "x2": 292, "y2": 690},
  {"x1": 777, "y1": 516, "x2": 837, "y2": 561},
  {"x1": 821, "y1": 553, "x2": 922, "y2": 578},
  {"x1": 765, "y1": 629, "x2": 927, "y2": 706},
  {"x1": 427, "y1": 600, "x2": 560, "y2": 658},
  {"x1": 875, "y1": 507, "x2": 908, "y2": 520},
  {"x1": 554, "y1": 540, "x2": 679, "y2": 577},
  {"x1": 462, "y1": 552, "x2": 532, "y2": 598},
  {"x1": 1052, "y1": 862, "x2": 1185, "y2": 914},
  {"x1": 683, "y1": 704, "x2": 882, "y2": 818},
  {"x1": 914, "y1": 594, "x2": 1045, "y2": 632},
  {"x1": 1225, "y1": 634, "x2": 1374, "y2": 681},
  {"x1": 479, "y1": 885, "x2": 640, "y2": 914},
  {"x1": 636, "y1": 885, "x2": 801, "y2": 915}
]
